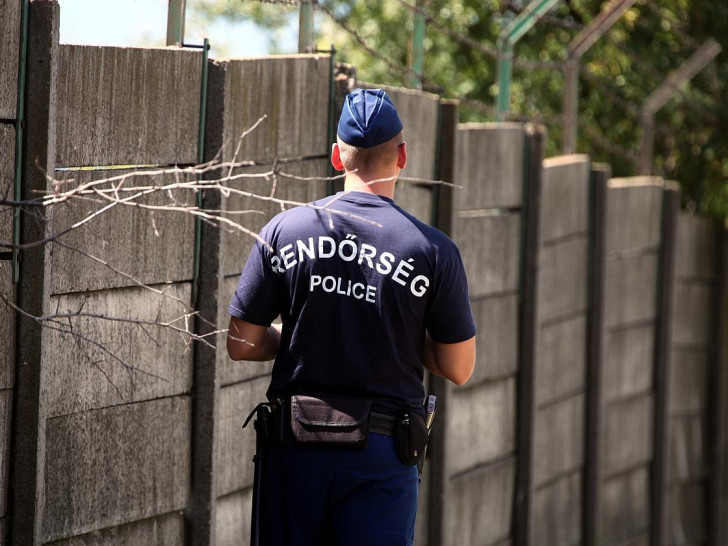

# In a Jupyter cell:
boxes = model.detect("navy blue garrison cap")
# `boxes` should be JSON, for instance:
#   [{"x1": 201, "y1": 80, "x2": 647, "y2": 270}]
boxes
[{"x1": 337, "y1": 88, "x2": 403, "y2": 148}]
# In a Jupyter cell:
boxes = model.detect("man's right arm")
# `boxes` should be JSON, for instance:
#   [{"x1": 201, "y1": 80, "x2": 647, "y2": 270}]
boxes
[
  {"x1": 422, "y1": 333, "x2": 476, "y2": 386},
  {"x1": 227, "y1": 316, "x2": 281, "y2": 362}
]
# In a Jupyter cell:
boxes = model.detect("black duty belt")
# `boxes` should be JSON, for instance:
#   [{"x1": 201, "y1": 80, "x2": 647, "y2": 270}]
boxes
[{"x1": 369, "y1": 411, "x2": 397, "y2": 437}]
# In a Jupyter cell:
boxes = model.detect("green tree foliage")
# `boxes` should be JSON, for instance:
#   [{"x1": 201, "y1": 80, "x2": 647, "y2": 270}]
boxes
[{"x1": 191, "y1": 0, "x2": 728, "y2": 218}]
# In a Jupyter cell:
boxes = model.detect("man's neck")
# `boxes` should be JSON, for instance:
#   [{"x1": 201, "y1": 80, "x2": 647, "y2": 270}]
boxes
[{"x1": 343, "y1": 172, "x2": 396, "y2": 199}]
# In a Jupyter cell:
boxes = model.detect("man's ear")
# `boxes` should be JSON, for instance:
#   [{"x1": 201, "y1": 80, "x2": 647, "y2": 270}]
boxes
[
  {"x1": 397, "y1": 141, "x2": 407, "y2": 170},
  {"x1": 331, "y1": 143, "x2": 344, "y2": 171}
]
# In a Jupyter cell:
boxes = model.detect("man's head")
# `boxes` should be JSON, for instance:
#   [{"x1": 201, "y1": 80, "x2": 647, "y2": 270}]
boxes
[{"x1": 333, "y1": 89, "x2": 406, "y2": 178}]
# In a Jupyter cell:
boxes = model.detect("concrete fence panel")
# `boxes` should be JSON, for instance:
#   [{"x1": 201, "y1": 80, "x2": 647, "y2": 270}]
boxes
[
  {"x1": 534, "y1": 316, "x2": 586, "y2": 405},
  {"x1": 443, "y1": 123, "x2": 526, "y2": 546},
  {"x1": 1, "y1": 125, "x2": 15, "y2": 387},
  {"x1": 394, "y1": 182, "x2": 433, "y2": 226},
  {"x1": 595, "y1": 178, "x2": 665, "y2": 545},
  {"x1": 215, "y1": 489, "x2": 253, "y2": 546},
  {"x1": 469, "y1": 293, "x2": 519, "y2": 383},
  {"x1": 42, "y1": 397, "x2": 191, "y2": 542},
  {"x1": 453, "y1": 213, "x2": 521, "y2": 299},
  {"x1": 599, "y1": 466, "x2": 650, "y2": 544},
  {"x1": 222, "y1": 56, "x2": 331, "y2": 164},
  {"x1": 530, "y1": 154, "x2": 590, "y2": 546},
  {"x1": 664, "y1": 213, "x2": 717, "y2": 545},
  {"x1": 446, "y1": 379, "x2": 516, "y2": 476},
  {"x1": 532, "y1": 471, "x2": 581, "y2": 545},
  {"x1": 215, "y1": 377, "x2": 269, "y2": 498},
  {"x1": 0, "y1": 0, "x2": 20, "y2": 119},
  {"x1": 444, "y1": 457, "x2": 515, "y2": 546},
  {"x1": 539, "y1": 155, "x2": 590, "y2": 242},
  {"x1": 454, "y1": 123, "x2": 524, "y2": 210},
  {"x1": 56, "y1": 46, "x2": 202, "y2": 167},
  {"x1": 48, "y1": 169, "x2": 197, "y2": 294},
  {"x1": 605, "y1": 177, "x2": 663, "y2": 254},
  {"x1": 42, "y1": 284, "x2": 193, "y2": 418},
  {"x1": 603, "y1": 325, "x2": 654, "y2": 400},
  {"x1": 44, "y1": 513, "x2": 185, "y2": 546}
]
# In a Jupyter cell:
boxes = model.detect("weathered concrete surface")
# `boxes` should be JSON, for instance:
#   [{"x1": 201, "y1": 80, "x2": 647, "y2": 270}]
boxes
[
  {"x1": 0, "y1": 1, "x2": 20, "y2": 119},
  {"x1": 667, "y1": 415, "x2": 705, "y2": 482},
  {"x1": 445, "y1": 457, "x2": 514, "y2": 545},
  {"x1": 668, "y1": 350, "x2": 707, "y2": 414},
  {"x1": 673, "y1": 281, "x2": 713, "y2": 345},
  {"x1": 540, "y1": 156, "x2": 590, "y2": 243},
  {"x1": 0, "y1": 261, "x2": 13, "y2": 390},
  {"x1": 603, "y1": 325, "x2": 654, "y2": 401},
  {"x1": 43, "y1": 397, "x2": 191, "y2": 542},
  {"x1": 454, "y1": 124, "x2": 524, "y2": 210},
  {"x1": 667, "y1": 482, "x2": 706, "y2": 545},
  {"x1": 603, "y1": 395, "x2": 653, "y2": 476},
  {"x1": 446, "y1": 379, "x2": 515, "y2": 475},
  {"x1": 218, "y1": 275, "x2": 274, "y2": 387},
  {"x1": 452, "y1": 213, "x2": 521, "y2": 299},
  {"x1": 604, "y1": 253, "x2": 659, "y2": 328},
  {"x1": 48, "y1": 168, "x2": 196, "y2": 294},
  {"x1": 394, "y1": 181, "x2": 432, "y2": 226},
  {"x1": 676, "y1": 213, "x2": 715, "y2": 279},
  {"x1": 599, "y1": 466, "x2": 650, "y2": 544},
  {"x1": 537, "y1": 238, "x2": 588, "y2": 322},
  {"x1": 534, "y1": 316, "x2": 586, "y2": 405},
  {"x1": 56, "y1": 46, "x2": 201, "y2": 167},
  {"x1": 0, "y1": 126, "x2": 14, "y2": 379},
  {"x1": 605, "y1": 178, "x2": 663, "y2": 255},
  {"x1": 469, "y1": 294, "x2": 518, "y2": 383},
  {"x1": 219, "y1": 159, "x2": 329, "y2": 278},
  {"x1": 222, "y1": 56, "x2": 330, "y2": 164},
  {"x1": 0, "y1": 124, "x2": 14, "y2": 244},
  {"x1": 44, "y1": 512, "x2": 185, "y2": 546},
  {"x1": 43, "y1": 283, "x2": 193, "y2": 417},
  {"x1": 532, "y1": 471, "x2": 581, "y2": 546},
  {"x1": 383, "y1": 87, "x2": 439, "y2": 181},
  {"x1": 216, "y1": 490, "x2": 252, "y2": 546},
  {"x1": 0, "y1": 390, "x2": 11, "y2": 520},
  {"x1": 664, "y1": 213, "x2": 715, "y2": 546},
  {"x1": 533, "y1": 395, "x2": 584, "y2": 487},
  {"x1": 215, "y1": 377, "x2": 268, "y2": 496}
]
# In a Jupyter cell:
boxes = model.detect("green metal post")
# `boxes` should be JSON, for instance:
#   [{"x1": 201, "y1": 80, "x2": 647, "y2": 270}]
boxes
[
  {"x1": 495, "y1": 0, "x2": 560, "y2": 120},
  {"x1": 166, "y1": 0, "x2": 186, "y2": 46},
  {"x1": 326, "y1": 45, "x2": 337, "y2": 196},
  {"x1": 298, "y1": 1, "x2": 314, "y2": 53},
  {"x1": 410, "y1": 0, "x2": 426, "y2": 89},
  {"x1": 192, "y1": 38, "x2": 209, "y2": 307},
  {"x1": 13, "y1": 0, "x2": 29, "y2": 283},
  {"x1": 563, "y1": 0, "x2": 638, "y2": 153}
]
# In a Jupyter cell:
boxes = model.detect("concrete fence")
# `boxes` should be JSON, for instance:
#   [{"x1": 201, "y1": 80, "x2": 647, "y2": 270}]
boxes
[{"x1": 1, "y1": 2, "x2": 728, "y2": 546}]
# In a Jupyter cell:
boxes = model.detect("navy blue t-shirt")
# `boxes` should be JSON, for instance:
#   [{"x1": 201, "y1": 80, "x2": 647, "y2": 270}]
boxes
[{"x1": 229, "y1": 191, "x2": 476, "y2": 411}]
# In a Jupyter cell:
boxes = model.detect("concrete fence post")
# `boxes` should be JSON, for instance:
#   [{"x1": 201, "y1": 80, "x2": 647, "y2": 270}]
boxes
[
  {"x1": 9, "y1": 1, "x2": 59, "y2": 545},
  {"x1": 583, "y1": 164, "x2": 610, "y2": 545},
  {"x1": 651, "y1": 183, "x2": 680, "y2": 546},
  {"x1": 512, "y1": 123, "x2": 545, "y2": 546},
  {"x1": 709, "y1": 225, "x2": 728, "y2": 545},
  {"x1": 186, "y1": 60, "x2": 226, "y2": 546},
  {"x1": 426, "y1": 99, "x2": 458, "y2": 546}
]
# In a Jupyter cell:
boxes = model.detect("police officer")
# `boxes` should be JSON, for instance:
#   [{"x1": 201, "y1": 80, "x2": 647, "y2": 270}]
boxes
[{"x1": 227, "y1": 88, "x2": 476, "y2": 545}]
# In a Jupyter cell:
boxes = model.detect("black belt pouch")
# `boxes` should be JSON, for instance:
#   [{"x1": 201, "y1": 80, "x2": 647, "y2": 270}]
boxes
[
  {"x1": 394, "y1": 411, "x2": 428, "y2": 466},
  {"x1": 290, "y1": 395, "x2": 371, "y2": 449}
]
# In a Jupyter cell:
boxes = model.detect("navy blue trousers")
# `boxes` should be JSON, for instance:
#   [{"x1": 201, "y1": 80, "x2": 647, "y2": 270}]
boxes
[{"x1": 260, "y1": 433, "x2": 419, "y2": 546}]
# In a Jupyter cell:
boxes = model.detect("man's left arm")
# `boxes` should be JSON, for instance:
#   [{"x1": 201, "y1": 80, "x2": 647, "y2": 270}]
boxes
[{"x1": 227, "y1": 317, "x2": 281, "y2": 361}]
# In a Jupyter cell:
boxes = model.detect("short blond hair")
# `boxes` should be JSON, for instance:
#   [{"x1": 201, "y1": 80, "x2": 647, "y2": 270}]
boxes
[{"x1": 337, "y1": 132, "x2": 403, "y2": 175}]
